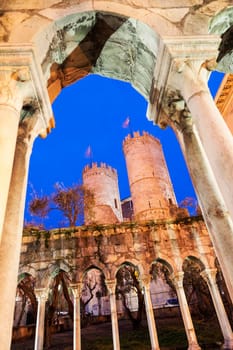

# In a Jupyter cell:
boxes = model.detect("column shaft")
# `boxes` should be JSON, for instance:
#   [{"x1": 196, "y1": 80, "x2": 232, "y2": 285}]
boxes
[
  {"x1": 34, "y1": 289, "x2": 48, "y2": 350},
  {"x1": 71, "y1": 284, "x2": 82, "y2": 350},
  {"x1": 142, "y1": 279, "x2": 160, "y2": 350},
  {"x1": 0, "y1": 67, "x2": 32, "y2": 242},
  {"x1": 172, "y1": 60, "x2": 233, "y2": 223},
  {"x1": 186, "y1": 89, "x2": 233, "y2": 221},
  {"x1": 201, "y1": 269, "x2": 233, "y2": 349},
  {"x1": 107, "y1": 281, "x2": 120, "y2": 350},
  {"x1": 173, "y1": 273, "x2": 200, "y2": 350},
  {"x1": 0, "y1": 117, "x2": 41, "y2": 350},
  {"x1": 175, "y1": 122, "x2": 233, "y2": 303},
  {"x1": 0, "y1": 105, "x2": 21, "y2": 242}
]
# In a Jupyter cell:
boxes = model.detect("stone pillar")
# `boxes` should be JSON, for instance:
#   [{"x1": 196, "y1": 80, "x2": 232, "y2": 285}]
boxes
[
  {"x1": 0, "y1": 116, "x2": 45, "y2": 350},
  {"x1": 0, "y1": 68, "x2": 31, "y2": 241},
  {"x1": 141, "y1": 276, "x2": 160, "y2": 350},
  {"x1": 168, "y1": 113, "x2": 233, "y2": 304},
  {"x1": 34, "y1": 288, "x2": 48, "y2": 350},
  {"x1": 70, "y1": 283, "x2": 82, "y2": 350},
  {"x1": 170, "y1": 60, "x2": 233, "y2": 223},
  {"x1": 106, "y1": 280, "x2": 120, "y2": 350},
  {"x1": 172, "y1": 272, "x2": 200, "y2": 350},
  {"x1": 201, "y1": 269, "x2": 233, "y2": 349}
]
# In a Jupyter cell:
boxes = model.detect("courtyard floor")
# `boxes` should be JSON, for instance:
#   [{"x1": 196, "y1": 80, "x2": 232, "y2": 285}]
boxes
[{"x1": 11, "y1": 317, "x2": 224, "y2": 350}]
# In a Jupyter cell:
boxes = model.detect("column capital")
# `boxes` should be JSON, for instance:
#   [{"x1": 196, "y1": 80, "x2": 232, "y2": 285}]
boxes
[
  {"x1": 17, "y1": 114, "x2": 46, "y2": 150},
  {"x1": 161, "y1": 88, "x2": 193, "y2": 133},
  {"x1": 171, "y1": 271, "x2": 184, "y2": 289},
  {"x1": 106, "y1": 280, "x2": 116, "y2": 295},
  {"x1": 169, "y1": 59, "x2": 210, "y2": 101},
  {"x1": 34, "y1": 287, "x2": 48, "y2": 301},
  {"x1": 147, "y1": 35, "x2": 219, "y2": 125},
  {"x1": 0, "y1": 67, "x2": 31, "y2": 112},
  {"x1": 0, "y1": 44, "x2": 54, "y2": 136},
  {"x1": 70, "y1": 282, "x2": 82, "y2": 298},
  {"x1": 200, "y1": 268, "x2": 217, "y2": 284},
  {"x1": 140, "y1": 275, "x2": 151, "y2": 289}
]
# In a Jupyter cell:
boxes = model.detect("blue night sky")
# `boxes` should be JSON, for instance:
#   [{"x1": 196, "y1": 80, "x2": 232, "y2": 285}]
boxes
[{"x1": 25, "y1": 71, "x2": 224, "y2": 228}]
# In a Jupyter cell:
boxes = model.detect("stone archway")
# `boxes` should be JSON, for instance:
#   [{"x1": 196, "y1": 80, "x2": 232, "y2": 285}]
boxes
[
  {"x1": 43, "y1": 12, "x2": 159, "y2": 105},
  {"x1": 183, "y1": 256, "x2": 233, "y2": 349},
  {"x1": 1, "y1": 3, "x2": 233, "y2": 350}
]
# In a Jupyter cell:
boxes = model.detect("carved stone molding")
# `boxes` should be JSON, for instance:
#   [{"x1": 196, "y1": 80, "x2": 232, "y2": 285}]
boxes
[
  {"x1": 106, "y1": 280, "x2": 116, "y2": 295},
  {"x1": 161, "y1": 88, "x2": 193, "y2": 133},
  {"x1": 140, "y1": 275, "x2": 151, "y2": 289},
  {"x1": 147, "y1": 36, "x2": 219, "y2": 125},
  {"x1": 0, "y1": 44, "x2": 53, "y2": 136},
  {"x1": 0, "y1": 67, "x2": 32, "y2": 112},
  {"x1": 171, "y1": 271, "x2": 184, "y2": 289},
  {"x1": 34, "y1": 287, "x2": 48, "y2": 301},
  {"x1": 200, "y1": 268, "x2": 217, "y2": 285},
  {"x1": 70, "y1": 282, "x2": 82, "y2": 298},
  {"x1": 17, "y1": 113, "x2": 45, "y2": 147}
]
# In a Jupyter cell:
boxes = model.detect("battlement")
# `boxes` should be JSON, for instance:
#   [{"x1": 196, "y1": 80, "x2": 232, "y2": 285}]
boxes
[
  {"x1": 83, "y1": 162, "x2": 117, "y2": 177},
  {"x1": 123, "y1": 130, "x2": 161, "y2": 147}
]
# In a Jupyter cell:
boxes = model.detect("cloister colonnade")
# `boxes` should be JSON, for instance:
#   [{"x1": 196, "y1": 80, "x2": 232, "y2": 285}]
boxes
[
  {"x1": 0, "y1": 1, "x2": 233, "y2": 349},
  {"x1": 18, "y1": 218, "x2": 233, "y2": 350}
]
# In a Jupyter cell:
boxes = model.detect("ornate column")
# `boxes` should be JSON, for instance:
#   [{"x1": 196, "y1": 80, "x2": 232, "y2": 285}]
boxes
[
  {"x1": 169, "y1": 59, "x2": 233, "y2": 222},
  {"x1": 166, "y1": 111, "x2": 233, "y2": 304},
  {"x1": 0, "y1": 44, "x2": 54, "y2": 244},
  {"x1": 106, "y1": 280, "x2": 120, "y2": 350},
  {"x1": 141, "y1": 276, "x2": 160, "y2": 350},
  {"x1": 0, "y1": 68, "x2": 30, "y2": 241},
  {"x1": 201, "y1": 269, "x2": 233, "y2": 349},
  {"x1": 70, "y1": 283, "x2": 82, "y2": 350},
  {"x1": 172, "y1": 272, "x2": 200, "y2": 350},
  {"x1": 149, "y1": 37, "x2": 233, "y2": 303},
  {"x1": 34, "y1": 288, "x2": 48, "y2": 350},
  {"x1": 0, "y1": 116, "x2": 46, "y2": 350}
]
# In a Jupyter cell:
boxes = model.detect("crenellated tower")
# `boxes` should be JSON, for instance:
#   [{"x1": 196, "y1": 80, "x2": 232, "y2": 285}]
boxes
[
  {"x1": 82, "y1": 162, "x2": 123, "y2": 224},
  {"x1": 123, "y1": 131, "x2": 178, "y2": 221}
]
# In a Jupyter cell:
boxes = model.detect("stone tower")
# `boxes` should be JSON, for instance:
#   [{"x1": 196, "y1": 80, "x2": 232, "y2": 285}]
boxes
[
  {"x1": 123, "y1": 131, "x2": 177, "y2": 221},
  {"x1": 82, "y1": 162, "x2": 123, "y2": 224}
]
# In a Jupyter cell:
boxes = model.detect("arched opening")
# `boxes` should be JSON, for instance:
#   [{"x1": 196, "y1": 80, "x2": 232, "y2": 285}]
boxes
[
  {"x1": 38, "y1": 11, "x2": 159, "y2": 103},
  {"x1": 182, "y1": 256, "x2": 223, "y2": 347},
  {"x1": 215, "y1": 258, "x2": 233, "y2": 327},
  {"x1": 150, "y1": 259, "x2": 176, "y2": 308},
  {"x1": 150, "y1": 260, "x2": 188, "y2": 349},
  {"x1": 3, "y1": 4, "x2": 233, "y2": 350},
  {"x1": 115, "y1": 262, "x2": 150, "y2": 347},
  {"x1": 44, "y1": 269, "x2": 73, "y2": 348},
  {"x1": 14, "y1": 273, "x2": 37, "y2": 328},
  {"x1": 80, "y1": 266, "x2": 112, "y2": 349},
  {"x1": 26, "y1": 11, "x2": 196, "y2": 228},
  {"x1": 25, "y1": 74, "x2": 197, "y2": 228},
  {"x1": 81, "y1": 266, "x2": 107, "y2": 323}
]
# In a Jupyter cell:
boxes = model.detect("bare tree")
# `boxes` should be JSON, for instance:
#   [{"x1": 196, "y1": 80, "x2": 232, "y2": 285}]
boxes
[
  {"x1": 116, "y1": 263, "x2": 144, "y2": 330},
  {"x1": 179, "y1": 197, "x2": 201, "y2": 216},
  {"x1": 183, "y1": 259, "x2": 214, "y2": 320},
  {"x1": 28, "y1": 182, "x2": 95, "y2": 227},
  {"x1": 15, "y1": 274, "x2": 37, "y2": 326},
  {"x1": 44, "y1": 271, "x2": 73, "y2": 349},
  {"x1": 81, "y1": 280, "x2": 97, "y2": 327}
]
